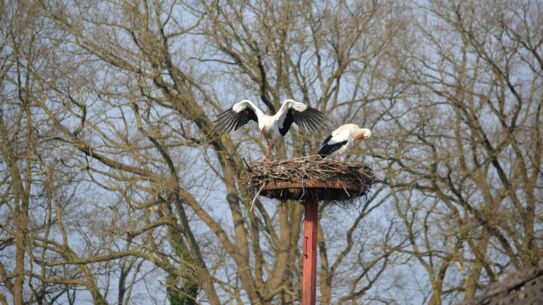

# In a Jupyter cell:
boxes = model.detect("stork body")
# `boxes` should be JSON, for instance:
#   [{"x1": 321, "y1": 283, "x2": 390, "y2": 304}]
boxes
[
  {"x1": 318, "y1": 124, "x2": 371, "y2": 160},
  {"x1": 215, "y1": 99, "x2": 328, "y2": 161}
]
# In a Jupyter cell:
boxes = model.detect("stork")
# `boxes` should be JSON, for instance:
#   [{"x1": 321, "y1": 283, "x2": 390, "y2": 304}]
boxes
[
  {"x1": 318, "y1": 124, "x2": 371, "y2": 161},
  {"x1": 214, "y1": 99, "x2": 328, "y2": 161}
]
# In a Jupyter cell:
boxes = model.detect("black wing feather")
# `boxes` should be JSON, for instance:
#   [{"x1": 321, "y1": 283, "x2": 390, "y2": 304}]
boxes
[
  {"x1": 318, "y1": 136, "x2": 347, "y2": 157},
  {"x1": 214, "y1": 107, "x2": 258, "y2": 132},
  {"x1": 292, "y1": 106, "x2": 329, "y2": 132},
  {"x1": 279, "y1": 109, "x2": 294, "y2": 136},
  {"x1": 319, "y1": 134, "x2": 332, "y2": 148},
  {"x1": 279, "y1": 106, "x2": 328, "y2": 136}
]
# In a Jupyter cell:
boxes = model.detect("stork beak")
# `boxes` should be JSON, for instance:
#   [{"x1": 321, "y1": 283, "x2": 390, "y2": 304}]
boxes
[{"x1": 354, "y1": 135, "x2": 365, "y2": 141}]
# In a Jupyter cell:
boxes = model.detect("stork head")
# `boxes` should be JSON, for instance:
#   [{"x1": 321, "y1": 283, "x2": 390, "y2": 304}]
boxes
[{"x1": 353, "y1": 127, "x2": 371, "y2": 141}]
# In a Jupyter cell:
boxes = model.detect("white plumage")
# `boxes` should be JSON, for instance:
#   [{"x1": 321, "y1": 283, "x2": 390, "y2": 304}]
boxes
[
  {"x1": 318, "y1": 124, "x2": 371, "y2": 160},
  {"x1": 215, "y1": 99, "x2": 328, "y2": 161}
]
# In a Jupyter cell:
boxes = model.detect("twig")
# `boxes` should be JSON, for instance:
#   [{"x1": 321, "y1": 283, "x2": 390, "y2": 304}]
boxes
[
  {"x1": 250, "y1": 184, "x2": 265, "y2": 212},
  {"x1": 242, "y1": 157, "x2": 252, "y2": 172}
]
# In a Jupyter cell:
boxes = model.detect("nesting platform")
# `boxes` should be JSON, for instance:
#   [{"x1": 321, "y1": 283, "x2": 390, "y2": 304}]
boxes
[{"x1": 245, "y1": 156, "x2": 376, "y2": 201}]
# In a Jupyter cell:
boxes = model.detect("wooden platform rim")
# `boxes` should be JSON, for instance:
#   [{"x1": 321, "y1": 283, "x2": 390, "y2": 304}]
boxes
[{"x1": 262, "y1": 180, "x2": 366, "y2": 191}]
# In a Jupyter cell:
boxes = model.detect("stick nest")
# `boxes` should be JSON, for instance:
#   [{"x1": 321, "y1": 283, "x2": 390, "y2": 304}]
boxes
[{"x1": 244, "y1": 156, "x2": 377, "y2": 201}]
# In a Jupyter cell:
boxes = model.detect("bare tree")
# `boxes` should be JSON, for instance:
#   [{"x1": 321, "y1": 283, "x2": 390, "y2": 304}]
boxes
[
  {"x1": 0, "y1": 1, "x2": 109, "y2": 304},
  {"x1": 1, "y1": 2, "x2": 148, "y2": 304},
  {"x1": 373, "y1": 0, "x2": 543, "y2": 303},
  {"x1": 3, "y1": 0, "x2": 539, "y2": 304},
  {"x1": 16, "y1": 0, "x2": 408, "y2": 304}
]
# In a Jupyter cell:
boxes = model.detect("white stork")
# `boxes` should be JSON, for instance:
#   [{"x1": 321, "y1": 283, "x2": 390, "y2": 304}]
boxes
[
  {"x1": 214, "y1": 99, "x2": 328, "y2": 161},
  {"x1": 318, "y1": 124, "x2": 371, "y2": 160}
]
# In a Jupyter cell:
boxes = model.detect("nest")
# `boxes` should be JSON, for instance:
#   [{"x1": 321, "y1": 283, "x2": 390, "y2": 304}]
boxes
[{"x1": 244, "y1": 156, "x2": 377, "y2": 201}]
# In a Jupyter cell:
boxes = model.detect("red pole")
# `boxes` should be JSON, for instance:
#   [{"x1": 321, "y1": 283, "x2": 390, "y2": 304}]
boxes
[{"x1": 302, "y1": 199, "x2": 318, "y2": 305}]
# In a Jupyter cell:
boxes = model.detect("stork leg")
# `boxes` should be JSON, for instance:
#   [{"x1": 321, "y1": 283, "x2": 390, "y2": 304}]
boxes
[
  {"x1": 264, "y1": 139, "x2": 272, "y2": 162},
  {"x1": 260, "y1": 130, "x2": 267, "y2": 162},
  {"x1": 337, "y1": 153, "x2": 341, "y2": 161}
]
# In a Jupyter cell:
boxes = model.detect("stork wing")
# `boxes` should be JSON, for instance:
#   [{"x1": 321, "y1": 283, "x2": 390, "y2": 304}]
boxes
[
  {"x1": 319, "y1": 134, "x2": 333, "y2": 147},
  {"x1": 277, "y1": 100, "x2": 329, "y2": 136},
  {"x1": 214, "y1": 100, "x2": 259, "y2": 132},
  {"x1": 318, "y1": 136, "x2": 347, "y2": 157}
]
